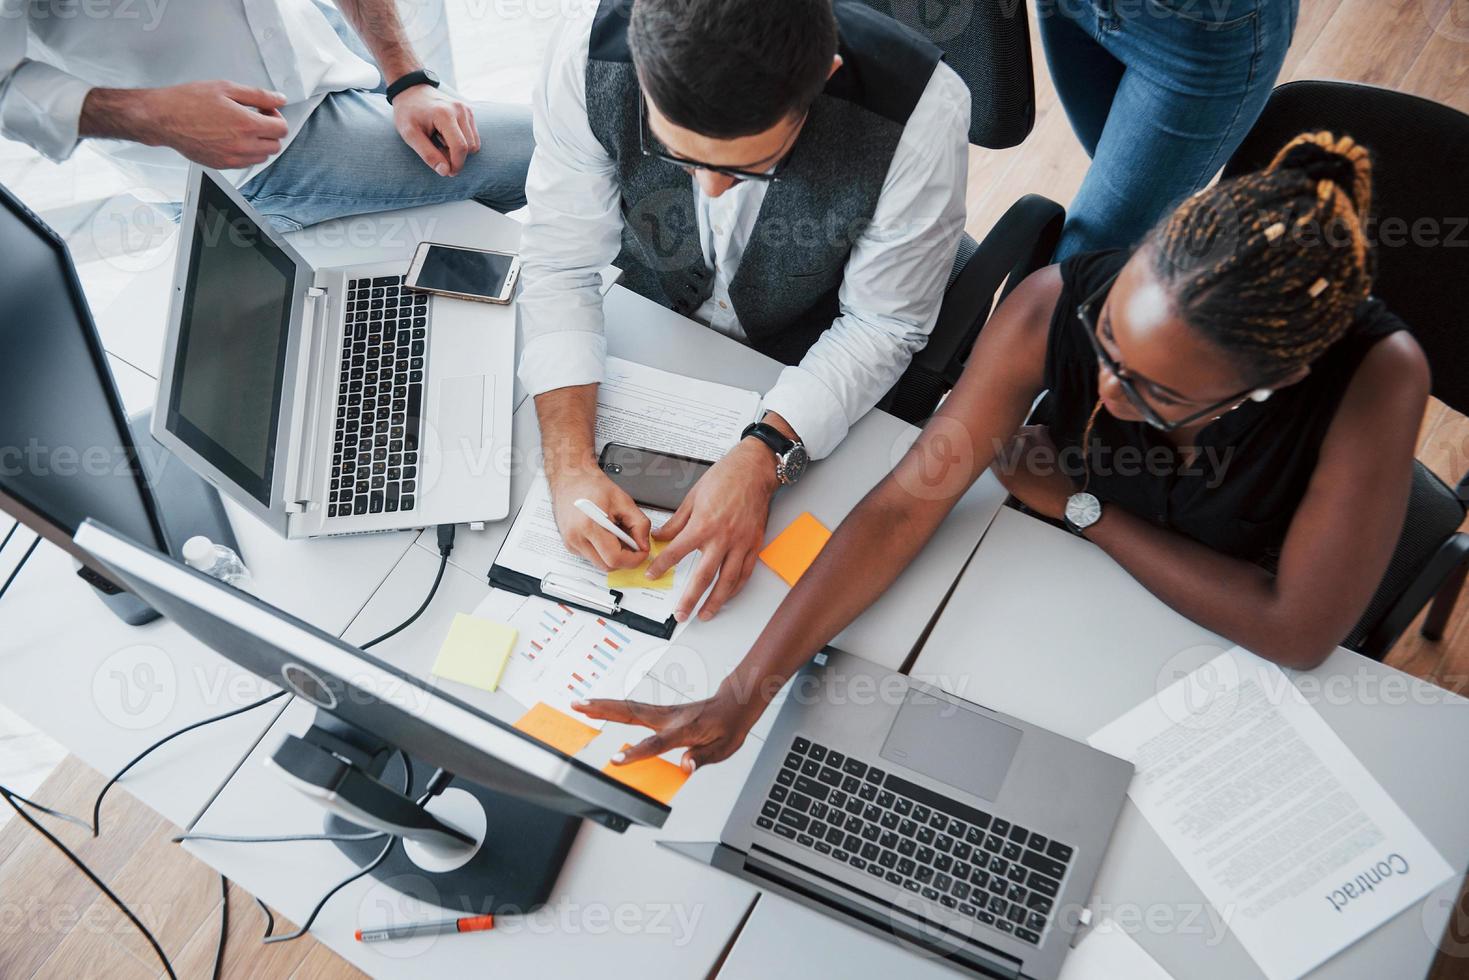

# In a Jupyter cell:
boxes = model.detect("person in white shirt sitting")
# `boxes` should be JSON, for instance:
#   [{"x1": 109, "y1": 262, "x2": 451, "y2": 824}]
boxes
[
  {"x1": 519, "y1": 0, "x2": 969, "y2": 624},
  {"x1": 0, "y1": 0, "x2": 532, "y2": 231}
]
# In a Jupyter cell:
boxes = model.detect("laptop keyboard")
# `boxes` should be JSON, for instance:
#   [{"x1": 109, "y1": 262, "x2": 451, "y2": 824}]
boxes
[
  {"x1": 327, "y1": 275, "x2": 427, "y2": 518},
  {"x1": 756, "y1": 736, "x2": 1074, "y2": 947}
]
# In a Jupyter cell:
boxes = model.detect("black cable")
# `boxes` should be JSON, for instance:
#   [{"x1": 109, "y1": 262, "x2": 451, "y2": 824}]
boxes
[
  {"x1": 359, "y1": 524, "x2": 456, "y2": 651},
  {"x1": 0, "y1": 519, "x2": 18, "y2": 554},
  {"x1": 258, "y1": 752, "x2": 412, "y2": 945},
  {"x1": 173, "y1": 830, "x2": 384, "y2": 845},
  {"x1": 5, "y1": 789, "x2": 93, "y2": 832},
  {"x1": 0, "y1": 534, "x2": 39, "y2": 602},
  {"x1": 0, "y1": 785, "x2": 179, "y2": 980},
  {"x1": 92, "y1": 690, "x2": 288, "y2": 836},
  {"x1": 213, "y1": 874, "x2": 228, "y2": 980}
]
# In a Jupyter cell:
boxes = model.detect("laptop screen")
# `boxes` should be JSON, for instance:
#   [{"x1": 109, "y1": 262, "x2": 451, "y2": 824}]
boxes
[{"x1": 167, "y1": 175, "x2": 296, "y2": 506}]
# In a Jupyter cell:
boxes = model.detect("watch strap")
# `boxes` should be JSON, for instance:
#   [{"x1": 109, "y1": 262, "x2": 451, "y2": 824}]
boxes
[
  {"x1": 741, "y1": 421, "x2": 796, "y2": 456},
  {"x1": 386, "y1": 68, "x2": 440, "y2": 105}
]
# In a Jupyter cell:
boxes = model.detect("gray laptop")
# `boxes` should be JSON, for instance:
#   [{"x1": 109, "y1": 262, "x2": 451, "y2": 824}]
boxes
[
  {"x1": 667, "y1": 650, "x2": 1133, "y2": 980},
  {"x1": 152, "y1": 167, "x2": 513, "y2": 539}
]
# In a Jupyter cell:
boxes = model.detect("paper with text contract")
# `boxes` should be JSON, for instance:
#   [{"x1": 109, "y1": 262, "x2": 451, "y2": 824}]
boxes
[{"x1": 1088, "y1": 647, "x2": 1453, "y2": 980}]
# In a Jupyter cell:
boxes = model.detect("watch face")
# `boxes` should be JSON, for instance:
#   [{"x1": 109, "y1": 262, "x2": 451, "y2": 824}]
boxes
[
  {"x1": 780, "y1": 445, "x2": 809, "y2": 486},
  {"x1": 1066, "y1": 492, "x2": 1102, "y2": 529}
]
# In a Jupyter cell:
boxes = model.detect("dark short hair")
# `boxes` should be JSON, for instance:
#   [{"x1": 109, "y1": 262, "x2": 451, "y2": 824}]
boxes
[{"x1": 629, "y1": 0, "x2": 839, "y2": 139}]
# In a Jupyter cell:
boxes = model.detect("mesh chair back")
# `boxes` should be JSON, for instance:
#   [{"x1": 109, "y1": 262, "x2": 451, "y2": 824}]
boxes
[
  {"x1": 855, "y1": 0, "x2": 1035, "y2": 148},
  {"x1": 1221, "y1": 80, "x2": 1469, "y2": 415}
]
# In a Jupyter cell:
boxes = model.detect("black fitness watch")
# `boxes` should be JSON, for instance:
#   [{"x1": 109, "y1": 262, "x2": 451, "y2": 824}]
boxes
[
  {"x1": 742, "y1": 421, "x2": 809, "y2": 487},
  {"x1": 385, "y1": 67, "x2": 441, "y2": 105}
]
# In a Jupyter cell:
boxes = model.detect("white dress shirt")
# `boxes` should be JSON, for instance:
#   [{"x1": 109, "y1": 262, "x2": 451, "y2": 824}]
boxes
[
  {"x1": 0, "y1": 0, "x2": 378, "y2": 187},
  {"x1": 517, "y1": 7, "x2": 970, "y2": 460}
]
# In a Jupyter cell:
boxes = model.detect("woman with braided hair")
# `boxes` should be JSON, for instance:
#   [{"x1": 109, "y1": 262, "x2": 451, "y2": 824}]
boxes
[{"x1": 574, "y1": 131, "x2": 1432, "y2": 774}]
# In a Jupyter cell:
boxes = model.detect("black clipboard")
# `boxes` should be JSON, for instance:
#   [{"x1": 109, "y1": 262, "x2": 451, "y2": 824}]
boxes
[{"x1": 487, "y1": 564, "x2": 677, "y2": 640}]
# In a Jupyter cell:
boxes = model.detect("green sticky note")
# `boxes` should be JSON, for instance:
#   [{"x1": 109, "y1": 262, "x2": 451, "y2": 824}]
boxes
[{"x1": 431, "y1": 613, "x2": 517, "y2": 693}]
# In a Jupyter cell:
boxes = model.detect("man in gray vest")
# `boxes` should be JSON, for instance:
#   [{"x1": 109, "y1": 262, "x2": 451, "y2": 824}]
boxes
[{"x1": 518, "y1": 0, "x2": 968, "y2": 622}]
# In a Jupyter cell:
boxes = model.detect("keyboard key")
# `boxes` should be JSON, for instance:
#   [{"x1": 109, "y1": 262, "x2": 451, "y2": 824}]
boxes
[
  {"x1": 773, "y1": 824, "x2": 797, "y2": 840},
  {"x1": 757, "y1": 817, "x2": 774, "y2": 830},
  {"x1": 1029, "y1": 832, "x2": 1048, "y2": 851},
  {"x1": 788, "y1": 793, "x2": 812, "y2": 814},
  {"x1": 776, "y1": 769, "x2": 794, "y2": 787},
  {"x1": 826, "y1": 751, "x2": 846, "y2": 769},
  {"x1": 1027, "y1": 872, "x2": 1060, "y2": 897},
  {"x1": 761, "y1": 801, "x2": 779, "y2": 819},
  {"x1": 1020, "y1": 849, "x2": 1067, "y2": 881},
  {"x1": 800, "y1": 759, "x2": 821, "y2": 777},
  {"x1": 809, "y1": 744, "x2": 827, "y2": 763},
  {"x1": 1015, "y1": 927, "x2": 1040, "y2": 945},
  {"x1": 1008, "y1": 824, "x2": 1029, "y2": 843},
  {"x1": 795, "y1": 776, "x2": 829, "y2": 801},
  {"x1": 1046, "y1": 840, "x2": 1074, "y2": 863},
  {"x1": 992, "y1": 818, "x2": 1011, "y2": 836},
  {"x1": 792, "y1": 736, "x2": 810, "y2": 754},
  {"x1": 777, "y1": 809, "x2": 809, "y2": 831},
  {"x1": 1025, "y1": 894, "x2": 1052, "y2": 915},
  {"x1": 817, "y1": 766, "x2": 842, "y2": 787},
  {"x1": 842, "y1": 758, "x2": 867, "y2": 778}
]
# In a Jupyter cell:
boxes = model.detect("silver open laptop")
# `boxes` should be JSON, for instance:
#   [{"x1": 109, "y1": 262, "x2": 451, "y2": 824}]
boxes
[
  {"x1": 667, "y1": 650, "x2": 1133, "y2": 980},
  {"x1": 152, "y1": 167, "x2": 512, "y2": 539}
]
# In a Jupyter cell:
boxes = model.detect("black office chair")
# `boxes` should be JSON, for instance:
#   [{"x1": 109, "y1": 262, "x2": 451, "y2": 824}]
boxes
[
  {"x1": 862, "y1": 1, "x2": 1066, "y2": 423},
  {"x1": 1220, "y1": 80, "x2": 1469, "y2": 660}
]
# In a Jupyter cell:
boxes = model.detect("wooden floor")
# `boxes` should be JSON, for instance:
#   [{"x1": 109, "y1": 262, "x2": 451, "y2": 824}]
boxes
[{"x1": 1, "y1": 1, "x2": 1465, "y2": 977}]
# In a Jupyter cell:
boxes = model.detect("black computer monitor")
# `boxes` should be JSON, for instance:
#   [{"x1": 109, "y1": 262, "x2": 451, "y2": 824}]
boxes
[
  {"x1": 74, "y1": 518, "x2": 670, "y2": 912},
  {"x1": 0, "y1": 184, "x2": 235, "y2": 624}
]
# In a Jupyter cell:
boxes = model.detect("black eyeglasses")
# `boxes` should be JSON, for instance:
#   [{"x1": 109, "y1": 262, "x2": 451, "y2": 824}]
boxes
[
  {"x1": 1077, "y1": 273, "x2": 1272, "y2": 433},
  {"x1": 637, "y1": 97, "x2": 800, "y2": 183}
]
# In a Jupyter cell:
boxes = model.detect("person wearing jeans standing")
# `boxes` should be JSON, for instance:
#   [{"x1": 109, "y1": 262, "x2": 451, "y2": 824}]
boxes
[{"x1": 1038, "y1": 0, "x2": 1298, "y2": 258}]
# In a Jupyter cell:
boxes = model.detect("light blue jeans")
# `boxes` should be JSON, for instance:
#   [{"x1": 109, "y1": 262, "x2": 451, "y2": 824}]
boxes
[
  {"x1": 1039, "y1": 0, "x2": 1298, "y2": 258},
  {"x1": 238, "y1": 89, "x2": 533, "y2": 232}
]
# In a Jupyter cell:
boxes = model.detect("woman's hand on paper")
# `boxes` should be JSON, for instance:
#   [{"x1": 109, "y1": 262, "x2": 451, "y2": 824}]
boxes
[
  {"x1": 549, "y1": 468, "x2": 651, "y2": 570},
  {"x1": 573, "y1": 685, "x2": 763, "y2": 772},
  {"x1": 645, "y1": 438, "x2": 779, "y2": 622}
]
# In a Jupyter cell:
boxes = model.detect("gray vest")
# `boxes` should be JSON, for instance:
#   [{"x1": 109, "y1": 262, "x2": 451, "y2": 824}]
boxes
[{"x1": 584, "y1": 1, "x2": 943, "y2": 366}]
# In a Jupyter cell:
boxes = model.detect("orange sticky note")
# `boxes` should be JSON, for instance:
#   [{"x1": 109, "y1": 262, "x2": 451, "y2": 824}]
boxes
[
  {"x1": 601, "y1": 745, "x2": 690, "y2": 805},
  {"x1": 513, "y1": 702, "x2": 600, "y2": 757},
  {"x1": 759, "y1": 512, "x2": 831, "y2": 586},
  {"x1": 607, "y1": 538, "x2": 675, "y2": 591}
]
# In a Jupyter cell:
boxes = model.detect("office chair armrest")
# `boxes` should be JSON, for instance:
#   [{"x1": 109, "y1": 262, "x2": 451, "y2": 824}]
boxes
[
  {"x1": 913, "y1": 194, "x2": 1065, "y2": 386},
  {"x1": 1357, "y1": 532, "x2": 1469, "y2": 659},
  {"x1": 1456, "y1": 470, "x2": 1469, "y2": 504}
]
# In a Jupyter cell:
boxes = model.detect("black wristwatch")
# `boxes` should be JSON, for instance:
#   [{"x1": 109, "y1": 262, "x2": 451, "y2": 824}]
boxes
[
  {"x1": 742, "y1": 422, "x2": 809, "y2": 487},
  {"x1": 385, "y1": 67, "x2": 441, "y2": 105}
]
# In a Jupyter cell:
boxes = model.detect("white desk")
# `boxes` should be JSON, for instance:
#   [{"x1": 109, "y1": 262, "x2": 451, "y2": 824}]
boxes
[
  {"x1": 0, "y1": 202, "x2": 517, "y2": 827},
  {"x1": 177, "y1": 207, "x2": 1010, "y2": 974},
  {"x1": 736, "y1": 507, "x2": 1469, "y2": 980}
]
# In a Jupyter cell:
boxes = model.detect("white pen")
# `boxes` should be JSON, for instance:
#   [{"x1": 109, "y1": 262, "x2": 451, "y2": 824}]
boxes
[{"x1": 573, "y1": 498, "x2": 641, "y2": 550}]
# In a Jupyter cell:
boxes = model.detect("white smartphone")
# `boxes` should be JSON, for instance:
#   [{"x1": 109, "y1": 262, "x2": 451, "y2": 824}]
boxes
[{"x1": 404, "y1": 242, "x2": 521, "y2": 305}]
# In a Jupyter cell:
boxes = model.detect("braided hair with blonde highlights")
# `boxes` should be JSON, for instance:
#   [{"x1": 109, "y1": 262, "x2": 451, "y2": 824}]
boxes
[{"x1": 1143, "y1": 131, "x2": 1375, "y2": 380}]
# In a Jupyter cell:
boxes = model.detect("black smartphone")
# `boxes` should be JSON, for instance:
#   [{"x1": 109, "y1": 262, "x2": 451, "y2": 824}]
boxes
[{"x1": 598, "y1": 443, "x2": 714, "y2": 511}]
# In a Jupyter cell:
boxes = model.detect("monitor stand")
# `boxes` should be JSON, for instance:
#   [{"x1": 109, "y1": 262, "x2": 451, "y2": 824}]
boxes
[
  {"x1": 281, "y1": 714, "x2": 581, "y2": 914},
  {"x1": 82, "y1": 411, "x2": 239, "y2": 626}
]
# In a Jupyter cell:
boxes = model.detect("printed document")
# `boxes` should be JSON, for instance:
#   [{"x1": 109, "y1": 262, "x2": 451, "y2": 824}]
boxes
[{"x1": 1089, "y1": 647, "x2": 1452, "y2": 980}]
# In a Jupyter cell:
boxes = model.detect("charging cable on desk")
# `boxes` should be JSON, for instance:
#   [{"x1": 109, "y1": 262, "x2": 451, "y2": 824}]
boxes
[{"x1": 0, "y1": 519, "x2": 40, "y2": 604}]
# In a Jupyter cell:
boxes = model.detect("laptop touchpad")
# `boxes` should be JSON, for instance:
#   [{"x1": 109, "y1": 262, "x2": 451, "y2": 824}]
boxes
[
  {"x1": 437, "y1": 375, "x2": 487, "y2": 451},
  {"x1": 881, "y1": 689, "x2": 1022, "y2": 803}
]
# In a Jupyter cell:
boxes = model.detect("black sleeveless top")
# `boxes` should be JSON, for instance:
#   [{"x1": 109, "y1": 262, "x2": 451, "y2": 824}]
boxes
[{"x1": 1031, "y1": 250, "x2": 1407, "y2": 567}]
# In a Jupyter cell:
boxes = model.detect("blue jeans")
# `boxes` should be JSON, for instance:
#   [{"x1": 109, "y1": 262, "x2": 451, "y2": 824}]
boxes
[
  {"x1": 1039, "y1": 0, "x2": 1298, "y2": 258},
  {"x1": 238, "y1": 89, "x2": 533, "y2": 231}
]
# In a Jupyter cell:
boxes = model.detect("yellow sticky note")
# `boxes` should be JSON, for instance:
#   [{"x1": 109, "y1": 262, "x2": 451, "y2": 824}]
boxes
[
  {"x1": 431, "y1": 613, "x2": 516, "y2": 692},
  {"x1": 607, "y1": 539, "x2": 675, "y2": 591},
  {"x1": 514, "y1": 702, "x2": 600, "y2": 756},
  {"x1": 759, "y1": 512, "x2": 831, "y2": 586},
  {"x1": 601, "y1": 745, "x2": 690, "y2": 805}
]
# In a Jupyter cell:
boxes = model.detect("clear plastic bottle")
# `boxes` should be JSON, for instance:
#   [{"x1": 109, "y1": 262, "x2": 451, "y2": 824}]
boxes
[{"x1": 182, "y1": 536, "x2": 253, "y2": 590}]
